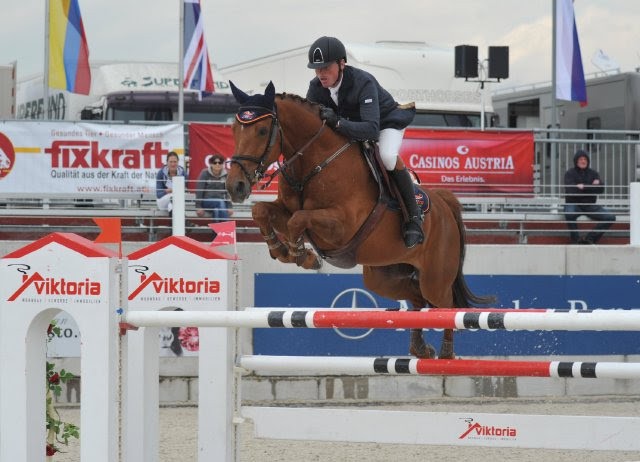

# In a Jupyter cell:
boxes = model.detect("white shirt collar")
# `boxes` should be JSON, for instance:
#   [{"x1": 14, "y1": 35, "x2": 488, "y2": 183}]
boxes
[{"x1": 329, "y1": 78, "x2": 342, "y2": 106}]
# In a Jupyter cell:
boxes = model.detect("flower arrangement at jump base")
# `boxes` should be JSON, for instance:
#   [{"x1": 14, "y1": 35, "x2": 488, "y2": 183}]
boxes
[{"x1": 46, "y1": 322, "x2": 80, "y2": 457}]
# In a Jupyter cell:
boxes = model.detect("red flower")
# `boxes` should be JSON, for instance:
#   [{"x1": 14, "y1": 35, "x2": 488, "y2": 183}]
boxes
[
  {"x1": 48, "y1": 372, "x2": 60, "y2": 385},
  {"x1": 178, "y1": 327, "x2": 200, "y2": 351},
  {"x1": 46, "y1": 443, "x2": 57, "y2": 456},
  {"x1": 47, "y1": 324, "x2": 54, "y2": 336}
]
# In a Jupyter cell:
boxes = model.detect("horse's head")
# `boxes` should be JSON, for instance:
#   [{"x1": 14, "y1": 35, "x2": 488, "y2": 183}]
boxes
[{"x1": 226, "y1": 81, "x2": 281, "y2": 202}]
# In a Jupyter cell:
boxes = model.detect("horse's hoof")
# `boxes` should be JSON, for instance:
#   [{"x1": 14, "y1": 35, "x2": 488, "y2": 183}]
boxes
[
  {"x1": 310, "y1": 256, "x2": 322, "y2": 270},
  {"x1": 410, "y1": 343, "x2": 436, "y2": 359},
  {"x1": 439, "y1": 342, "x2": 455, "y2": 359}
]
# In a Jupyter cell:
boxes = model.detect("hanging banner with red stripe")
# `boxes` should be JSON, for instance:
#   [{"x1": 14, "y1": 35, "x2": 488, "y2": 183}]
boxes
[
  {"x1": 189, "y1": 125, "x2": 535, "y2": 195},
  {"x1": 400, "y1": 129, "x2": 534, "y2": 193}
]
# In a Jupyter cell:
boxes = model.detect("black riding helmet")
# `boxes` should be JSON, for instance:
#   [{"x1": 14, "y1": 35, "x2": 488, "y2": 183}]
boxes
[{"x1": 307, "y1": 36, "x2": 347, "y2": 69}]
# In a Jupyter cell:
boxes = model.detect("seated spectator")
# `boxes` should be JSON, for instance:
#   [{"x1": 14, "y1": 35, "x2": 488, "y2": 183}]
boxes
[
  {"x1": 156, "y1": 151, "x2": 185, "y2": 215},
  {"x1": 195, "y1": 153, "x2": 233, "y2": 222},
  {"x1": 563, "y1": 149, "x2": 615, "y2": 244}
]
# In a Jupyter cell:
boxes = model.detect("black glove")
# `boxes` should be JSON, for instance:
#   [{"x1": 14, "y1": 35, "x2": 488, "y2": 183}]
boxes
[{"x1": 319, "y1": 107, "x2": 339, "y2": 129}]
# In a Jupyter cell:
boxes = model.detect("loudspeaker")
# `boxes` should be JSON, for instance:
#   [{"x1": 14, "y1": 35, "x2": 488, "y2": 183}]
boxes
[
  {"x1": 489, "y1": 46, "x2": 509, "y2": 79},
  {"x1": 455, "y1": 45, "x2": 478, "y2": 78}
]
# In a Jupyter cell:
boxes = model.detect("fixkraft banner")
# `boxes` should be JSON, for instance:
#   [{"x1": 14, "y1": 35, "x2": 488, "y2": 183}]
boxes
[
  {"x1": 0, "y1": 121, "x2": 184, "y2": 194},
  {"x1": 401, "y1": 129, "x2": 534, "y2": 193}
]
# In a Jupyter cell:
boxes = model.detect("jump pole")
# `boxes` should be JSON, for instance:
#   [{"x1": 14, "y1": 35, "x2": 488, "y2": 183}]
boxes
[
  {"x1": 123, "y1": 307, "x2": 640, "y2": 331},
  {"x1": 239, "y1": 355, "x2": 640, "y2": 379}
]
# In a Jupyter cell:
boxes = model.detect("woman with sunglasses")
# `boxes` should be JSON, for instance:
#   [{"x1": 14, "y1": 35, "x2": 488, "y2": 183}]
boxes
[{"x1": 194, "y1": 153, "x2": 233, "y2": 222}]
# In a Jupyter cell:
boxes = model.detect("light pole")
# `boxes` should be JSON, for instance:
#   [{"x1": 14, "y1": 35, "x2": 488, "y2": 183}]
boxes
[{"x1": 454, "y1": 45, "x2": 509, "y2": 130}]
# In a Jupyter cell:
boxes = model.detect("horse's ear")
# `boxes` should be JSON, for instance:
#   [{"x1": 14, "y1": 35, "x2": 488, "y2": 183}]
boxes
[
  {"x1": 264, "y1": 81, "x2": 275, "y2": 107},
  {"x1": 229, "y1": 80, "x2": 250, "y2": 104}
]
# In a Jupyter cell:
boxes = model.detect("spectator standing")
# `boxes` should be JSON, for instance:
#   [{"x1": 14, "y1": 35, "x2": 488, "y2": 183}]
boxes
[
  {"x1": 195, "y1": 153, "x2": 233, "y2": 222},
  {"x1": 156, "y1": 151, "x2": 185, "y2": 215},
  {"x1": 563, "y1": 149, "x2": 615, "y2": 244}
]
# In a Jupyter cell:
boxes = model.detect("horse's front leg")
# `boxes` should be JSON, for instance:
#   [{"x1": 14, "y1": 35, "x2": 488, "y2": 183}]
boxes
[
  {"x1": 286, "y1": 208, "x2": 348, "y2": 270},
  {"x1": 252, "y1": 201, "x2": 297, "y2": 264}
]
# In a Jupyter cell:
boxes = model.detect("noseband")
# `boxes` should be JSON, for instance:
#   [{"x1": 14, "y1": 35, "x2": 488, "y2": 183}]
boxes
[
  {"x1": 229, "y1": 105, "x2": 282, "y2": 184},
  {"x1": 230, "y1": 102, "x2": 350, "y2": 193}
]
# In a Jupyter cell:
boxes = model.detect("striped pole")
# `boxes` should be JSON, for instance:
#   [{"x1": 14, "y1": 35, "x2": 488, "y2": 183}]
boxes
[
  {"x1": 123, "y1": 308, "x2": 640, "y2": 331},
  {"x1": 239, "y1": 356, "x2": 640, "y2": 379}
]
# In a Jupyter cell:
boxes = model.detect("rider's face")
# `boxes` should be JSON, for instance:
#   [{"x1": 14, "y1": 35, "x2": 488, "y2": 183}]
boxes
[{"x1": 315, "y1": 61, "x2": 343, "y2": 88}]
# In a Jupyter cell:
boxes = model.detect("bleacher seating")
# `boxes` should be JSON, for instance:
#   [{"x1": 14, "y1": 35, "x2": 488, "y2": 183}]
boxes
[{"x1": 0, "y1": 191, "x2": 630, "y2": 245}]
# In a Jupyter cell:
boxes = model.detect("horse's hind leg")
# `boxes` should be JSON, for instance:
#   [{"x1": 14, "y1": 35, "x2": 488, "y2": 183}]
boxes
[
  {"x1": 439, "y1": 329, "x2": 455, "y2": 359},
  {"x1": 408, "y1": 303, "x2": 437, "y2": 359},
  {"x1": 362, "y1": 265, "x2": 436, "y2": 359}
]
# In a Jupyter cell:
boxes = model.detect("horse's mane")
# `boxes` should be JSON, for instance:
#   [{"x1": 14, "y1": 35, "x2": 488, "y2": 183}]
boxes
[{"x1": 276, "y1": 93, "x2": 321, "y2": 116}]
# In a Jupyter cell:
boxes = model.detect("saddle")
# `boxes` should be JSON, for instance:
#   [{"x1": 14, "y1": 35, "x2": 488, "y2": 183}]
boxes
[
  {"x1": 360, "y1": 141, "x2": 430, "y2": 217},
  {"x1": 306, "y1": 141, "x2": 429, "y2": 269}
]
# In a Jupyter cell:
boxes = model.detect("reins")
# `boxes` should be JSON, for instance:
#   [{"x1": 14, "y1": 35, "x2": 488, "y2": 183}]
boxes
[{"x1": 230, "y1": 99, "x2": 353, "y2": 193}]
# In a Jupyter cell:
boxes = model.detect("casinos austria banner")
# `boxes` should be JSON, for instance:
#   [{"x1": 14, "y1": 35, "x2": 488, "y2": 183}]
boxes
[
  {"x1": 0, "y1": 121, "x2": 184, "y2": 194},
  {"x1": 400, "y1": 129, "x2": 534, "y2": 193},
  {"x1": 188, "y1": 124, "x2": 534, "y2": 195}
]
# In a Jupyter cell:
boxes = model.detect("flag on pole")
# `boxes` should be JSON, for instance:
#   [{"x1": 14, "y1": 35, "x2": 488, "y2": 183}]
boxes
[
  {"x1": 555, "y1": 0, "x2": 587, "y2": 106},
  {"x1": 208, "y1": 221, "x2": 236, "y2": 247},
  {"x1": 93, "y1": 217, "x2": 122, "y2": 256},
  {"x1": 48, "y1": 0, "x2": 91, "y2": 95},
  {"x1": 183, "y1": 0, "x2": 215, "y2": 97}
]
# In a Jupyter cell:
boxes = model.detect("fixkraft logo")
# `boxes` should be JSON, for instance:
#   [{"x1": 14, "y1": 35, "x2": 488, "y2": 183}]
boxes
[
  {"x1": 8, "y1": 271, "x2": 101, "y2": 301},
  {"x1": 458, "y1": 418, "x2": 518, "y2": 441},
  {"x1": 128, "y1": 267, "x2": 221, "y2": 301},
  {"x1": 44, "y1": 140, "x2": 168, "y2": 169}
]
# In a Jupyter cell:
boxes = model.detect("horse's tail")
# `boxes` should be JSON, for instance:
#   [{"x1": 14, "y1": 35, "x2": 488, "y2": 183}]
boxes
[{"x1": 437, "y1": 189, "x2": 496, "y2": 308}]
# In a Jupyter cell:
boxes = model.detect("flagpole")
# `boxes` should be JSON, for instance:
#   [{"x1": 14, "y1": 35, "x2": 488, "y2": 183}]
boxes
[
  {"x1": 178, "y1": 0, "x2": 185, "y2": 123},
  {"x1": 44, "y1": 0, "x2": 50, "y2": 120},
  {"x1": 550, "y1": 0, "x2": 558, "y2": 196}
]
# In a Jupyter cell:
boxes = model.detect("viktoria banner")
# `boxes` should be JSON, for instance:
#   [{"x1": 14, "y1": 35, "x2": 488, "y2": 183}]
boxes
[
  {"x1": 0, "y1": 121, "x2": 184, "y2": 194},
  {"x1": 400, "y1": 129, "x2": 534, "y2": 193}
]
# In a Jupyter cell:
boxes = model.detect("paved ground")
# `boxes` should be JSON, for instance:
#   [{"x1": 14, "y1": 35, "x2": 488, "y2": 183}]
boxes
[{"x1": 51, "y1": 396, "x2": 640, "y2": 461}]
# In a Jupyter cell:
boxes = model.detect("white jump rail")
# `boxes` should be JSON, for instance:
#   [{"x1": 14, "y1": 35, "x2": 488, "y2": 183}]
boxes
[
  {"x1": 123, "y1": 307, "x2": 640, "y2": 331},
  {"x1": 239, "y1": 355, "x2": 640, "y2": 379}
]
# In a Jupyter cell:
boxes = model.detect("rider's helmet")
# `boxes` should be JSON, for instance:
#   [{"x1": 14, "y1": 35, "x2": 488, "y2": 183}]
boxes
[{"x1": 307, "y1": 36, "x2": 347, "y2": 69}]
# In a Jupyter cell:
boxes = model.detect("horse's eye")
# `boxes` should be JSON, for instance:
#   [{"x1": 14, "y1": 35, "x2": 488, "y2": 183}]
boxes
[{"x1": 258, "y1": 127, "x2": 269, "y2": 136}]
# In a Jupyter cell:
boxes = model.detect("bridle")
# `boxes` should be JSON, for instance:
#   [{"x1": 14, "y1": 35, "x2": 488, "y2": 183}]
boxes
[
  {"x1": 229, "y1": 101, "x2": 352, "y2": 193},
  {"x1": 228, "y1": 106, "x2": 283, "y2": 185}
]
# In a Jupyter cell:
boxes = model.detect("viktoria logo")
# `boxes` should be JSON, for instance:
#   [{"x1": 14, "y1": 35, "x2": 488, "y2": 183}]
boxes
[
  {"x1": 8, "y1": 271, "x2": 101, "y2": 301},
  {"x1": 128, "y1": 269, "x2": 221, "y2": 300},
  {"x1": 458, "y1": 419, "x2": 517, "y2": 440}
]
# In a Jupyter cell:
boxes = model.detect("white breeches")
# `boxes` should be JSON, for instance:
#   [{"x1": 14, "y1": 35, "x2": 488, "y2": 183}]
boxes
[
  {"x1": 378, "y1": 128, "x2": 405, "y2": 170},
  {"x1": 157, "y1": 194, "x2": 173, "y2": 212}
]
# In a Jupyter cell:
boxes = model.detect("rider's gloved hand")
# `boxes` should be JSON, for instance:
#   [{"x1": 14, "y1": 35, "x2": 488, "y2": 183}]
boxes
[{"x1": 319, "y1": 107, "x2": 339, "y2": 129}]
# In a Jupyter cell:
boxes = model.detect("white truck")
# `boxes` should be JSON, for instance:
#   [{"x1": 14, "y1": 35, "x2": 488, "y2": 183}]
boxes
[
  {"x1": 16, "y1": 61, "x2": 236, "y2": 122},
  {"x1": 0, "y1": 62, "x2": 16, "y2": 119}
]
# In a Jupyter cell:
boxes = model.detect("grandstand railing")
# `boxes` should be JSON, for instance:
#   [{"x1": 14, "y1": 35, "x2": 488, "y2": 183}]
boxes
[{"x1": 1, "y1": 126, "x2": 637, "y2": 243}]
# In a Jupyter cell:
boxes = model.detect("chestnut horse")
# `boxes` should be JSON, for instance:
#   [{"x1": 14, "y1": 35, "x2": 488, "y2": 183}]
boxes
[{"x1": 226, "y1": 81, "x2": 493, "y2": 359}]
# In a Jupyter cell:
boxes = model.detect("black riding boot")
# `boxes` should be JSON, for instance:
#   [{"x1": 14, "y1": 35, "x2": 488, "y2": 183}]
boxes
[{"x1": 389, "y1": 168, "x2": 424, "y2": 248}]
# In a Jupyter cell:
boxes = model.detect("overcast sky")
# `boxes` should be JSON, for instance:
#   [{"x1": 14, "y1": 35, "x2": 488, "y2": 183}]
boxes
[{"x1": 2, "y1": 0, "x2": 639, "y2": 89}]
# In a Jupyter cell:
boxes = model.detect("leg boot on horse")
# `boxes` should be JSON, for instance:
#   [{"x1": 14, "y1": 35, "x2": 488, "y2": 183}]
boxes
[{"x1": 390, "y1": 168, "x2": 424, "y2": 248}]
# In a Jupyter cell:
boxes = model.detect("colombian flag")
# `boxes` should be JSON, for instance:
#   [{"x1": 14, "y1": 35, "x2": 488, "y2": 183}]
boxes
[{"x1": 49, "y1": 0, "x2": 91, "y2": 95}]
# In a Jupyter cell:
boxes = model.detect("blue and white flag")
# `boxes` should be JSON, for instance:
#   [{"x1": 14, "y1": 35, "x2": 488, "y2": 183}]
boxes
[
  {"x1": 183, "y1": 0, "x2": 214, "y2": 97},
  {"x1": 555, "y1": 0, "x2": 587, "y2": 105}
]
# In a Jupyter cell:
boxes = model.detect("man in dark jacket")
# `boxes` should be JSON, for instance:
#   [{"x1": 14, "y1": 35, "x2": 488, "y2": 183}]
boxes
[
  {"x1": 563, "y1": 149, "x2": 615, "y2": 244},
  {"x1": 305, "y1": 36, "x2": 422, "y2": 248}
]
